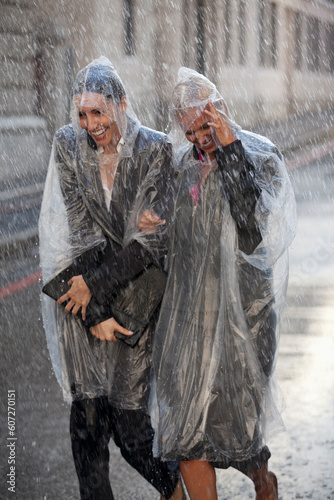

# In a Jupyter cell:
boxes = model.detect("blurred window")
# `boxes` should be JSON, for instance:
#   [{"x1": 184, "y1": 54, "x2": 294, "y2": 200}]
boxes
[
  {"x1": 182, "y1": 0, "x2": 190, "y2": 66},
  {"x1": 224, "y1": 0, "x2": 232, "y2": 65},
  {"x1": 196, "y1": 0, "x2": 205, "y2": 74},
  {"x1": 258, "y1": 0, "x2": 265, "y2": 66},
  {"x1": 238, "y1": 0, "x2": 246, "y2": 65},
  {"x1": 293, "y1": 11, "x2": 303, "y2": 70},
  {"x1": 306, "y1": 17, "x2": 320, "y2": 72},
  {"x1": 124, "y1": 0, "x2": 135, "y2": 56},
  {"x1": 269, "y1": 2, "x2": 278, "y2": 67},
  {"x1": 258, "y1": 0, "x2": 278, "y2": 68},
  {"x1": 325, "y1": 23, "x2": 334, "y2": 73}
]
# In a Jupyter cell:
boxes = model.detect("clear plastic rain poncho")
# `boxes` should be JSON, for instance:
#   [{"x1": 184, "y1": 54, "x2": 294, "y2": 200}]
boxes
[
  {"x1": 39, "y1": 57, "x2": 174, "y2": 405},
  {"x1": 152, "y1": 68, "x2": 297, "y2": 464}
]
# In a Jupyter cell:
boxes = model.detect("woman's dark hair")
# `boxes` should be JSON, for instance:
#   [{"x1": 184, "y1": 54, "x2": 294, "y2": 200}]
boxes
[{"x1": 73, "y1": 63, "x2": 126, "y2": 104}]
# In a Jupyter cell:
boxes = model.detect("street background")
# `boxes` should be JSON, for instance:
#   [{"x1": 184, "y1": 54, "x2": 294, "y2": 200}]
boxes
[{"x1": 0, "y1": 110, "x2": 334, "y2": 499}]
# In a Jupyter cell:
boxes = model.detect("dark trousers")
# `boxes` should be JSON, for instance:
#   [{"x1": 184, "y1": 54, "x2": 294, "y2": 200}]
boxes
[{"x1": 70, "y1": 397, "x2": 179, "y2": 500}]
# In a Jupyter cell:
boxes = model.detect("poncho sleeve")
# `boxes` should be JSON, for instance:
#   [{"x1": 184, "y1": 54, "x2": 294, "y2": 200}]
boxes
[
  {"x1": 55, "y1": 127, "x2": 106, "y2": 251},
  {"x1": 215, "y1": 131, "x2": 296, "y2": 270},
  {"x1": 39, "y1": 129, "x2": 109, "y2": 401},
  {"x1": 214, "y1": 140, "x2": 262, "y2": 255},
  {"x1": 238, "y1": 131, "x2": 297, "y2": 270}
]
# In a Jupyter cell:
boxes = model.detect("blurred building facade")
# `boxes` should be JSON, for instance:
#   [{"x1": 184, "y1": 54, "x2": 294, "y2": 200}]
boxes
[{"x1": 1, "y1": 0, "x2": 334, "y2": 186}]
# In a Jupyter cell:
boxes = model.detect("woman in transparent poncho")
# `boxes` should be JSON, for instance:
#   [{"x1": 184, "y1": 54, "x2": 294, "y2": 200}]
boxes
[
  {"x1": 150, "y1": 68, "x2": 296, "y2": 500},
  {"x1": 39, "y1": 57, "x2": 183, "y2": 500}
]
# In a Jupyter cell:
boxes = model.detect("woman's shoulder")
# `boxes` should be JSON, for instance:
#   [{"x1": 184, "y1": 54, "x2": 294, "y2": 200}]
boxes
[
  {"x1": 54, "y1": 124, "x2": 76, "y2": 149},
  {"x1": 136, "y1": 125, "x2": 170, "y2": 150},
  {"x1": 238, "y1": 129, "x2": 282, "y2": 160},
  {"x1": 52, "y1": 124, "x2": 79, "y2": 163}
]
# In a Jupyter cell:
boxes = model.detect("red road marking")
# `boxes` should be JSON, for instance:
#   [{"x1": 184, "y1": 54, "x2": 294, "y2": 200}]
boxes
[{"x1": 0, "y1": 270, "x2": 41, "y2": 299}]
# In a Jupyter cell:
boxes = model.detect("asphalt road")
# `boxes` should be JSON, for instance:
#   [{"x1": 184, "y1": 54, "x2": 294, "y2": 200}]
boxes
[{"x1": 0, "y1": 148, "x2": 333, "y2": 499}]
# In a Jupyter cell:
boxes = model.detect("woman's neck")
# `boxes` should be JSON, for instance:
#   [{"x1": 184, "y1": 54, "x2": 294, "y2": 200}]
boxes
[{"x1": 102, "y1": 132, "x2": 121, "y2": 155}]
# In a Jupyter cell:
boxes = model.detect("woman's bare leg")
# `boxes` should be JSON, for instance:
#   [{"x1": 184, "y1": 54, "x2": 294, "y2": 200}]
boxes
[
  {"x1": 244, "y1": 461, "x2": 278, "y2": 500},
  {"x1": 179, "y1": 460, "x2": 218, "y2": 500},
  {"x1": 161, "y1": 478, "x2": 186, "y2": 500}
]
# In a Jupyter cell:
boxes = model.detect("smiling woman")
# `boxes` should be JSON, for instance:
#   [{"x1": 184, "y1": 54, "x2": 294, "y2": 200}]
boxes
[
  {"x1": 152, "y1": 67, "x2": 297, "y2": 500},
  {"x1": 39, "y1": 56, "x2": 182, "y2": 500},
  {"x1": 74, "y1": 92, "x2": 127, "y2": 192},
  {"x1": 67, "y1": 60, "x2": 136, "y2": 199},
  {"x1": 75, "y1": 93, "x2": 126, "y2": 153},
  {"x1": 180, "y1": 103, "x2": 236, "y2": 160}
]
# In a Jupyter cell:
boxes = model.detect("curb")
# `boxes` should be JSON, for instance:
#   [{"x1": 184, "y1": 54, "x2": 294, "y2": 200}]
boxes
[
  {"x1": 0, "y1": 182, "x2": 45, "y2": 203},
  {"x1": 0, "y1": 183, "x2": 43, "y2": 260},
  {"x1": 0, "y1": 230, "x2": 39, "y2": 260}
]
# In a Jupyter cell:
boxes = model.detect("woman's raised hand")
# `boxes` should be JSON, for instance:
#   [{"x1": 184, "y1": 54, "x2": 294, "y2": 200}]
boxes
[{"x1": 204, "y1": 100, "x2": 236, "y2": 148}]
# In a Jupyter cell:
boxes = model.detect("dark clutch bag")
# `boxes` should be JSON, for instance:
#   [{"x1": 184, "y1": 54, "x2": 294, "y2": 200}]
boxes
[
  {"x1": 110, "y1": 264, "x2": 167, "y2": 346},
  {"x1": 42, "y1": 245, "x2": 167, "y2": 348}
]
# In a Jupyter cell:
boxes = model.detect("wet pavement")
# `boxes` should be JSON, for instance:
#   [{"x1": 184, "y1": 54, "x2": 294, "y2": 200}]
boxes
[
  {"x1": 0, "y1": 148, "x2": 334, "y2": 499},
  {"x1": 214, "y1": 151, "x2": 334, "y2": 498},
  {"x1": 215, "y1": 278, "x2": 334, "y2": 500}
]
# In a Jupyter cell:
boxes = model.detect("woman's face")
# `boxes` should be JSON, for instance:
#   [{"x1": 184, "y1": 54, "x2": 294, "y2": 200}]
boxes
[
  {"x1": 75, "y1": 92, "x2": 127, "y2": 150},
  {"x1": 178, "y1": 106, "x2": 217, "y2": 159}
]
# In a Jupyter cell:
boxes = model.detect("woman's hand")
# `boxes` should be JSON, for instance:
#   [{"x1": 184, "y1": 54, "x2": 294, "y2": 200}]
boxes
[
  {"x1": 204, "y1": 100, "x2": 236, "y2": 148},
  {"x1": 90, "y1": 317, "x2": 133, "y2": 342},
  {"x1": 138, "y1": 210, "x2": 165, "y2": 233},
  {"x1": 57, "y1": 275, "x2": 92, "y2": 320}
]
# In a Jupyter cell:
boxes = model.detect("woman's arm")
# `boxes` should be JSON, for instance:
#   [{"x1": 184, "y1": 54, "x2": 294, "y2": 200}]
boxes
[
  {"x1": 214, "y1": 140, "x2": 263, "y2": 255},
  {"x1": 54, "y1": 129, "x2": 108, "y2": 321}
]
